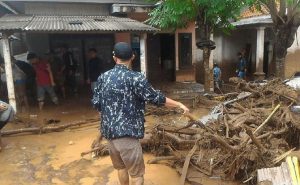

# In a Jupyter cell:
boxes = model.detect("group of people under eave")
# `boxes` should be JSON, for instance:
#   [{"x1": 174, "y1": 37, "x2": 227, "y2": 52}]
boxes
[
  {"x1": 0, "y1": 46, "x2": 110, "y2": 111},
  {"x1": 213, "y1": 50, "x2": 248, "y2": 89}
]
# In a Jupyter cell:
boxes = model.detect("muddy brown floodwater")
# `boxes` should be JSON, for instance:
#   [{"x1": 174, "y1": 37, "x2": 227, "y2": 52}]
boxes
[{"x1": 0, "y1": 98, "x2": 240, "y2": 185}]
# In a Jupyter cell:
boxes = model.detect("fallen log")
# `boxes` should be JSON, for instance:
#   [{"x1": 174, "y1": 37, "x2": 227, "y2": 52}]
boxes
[{"x1": 1, "y1": 120, "x2": 98, "y2": 136}]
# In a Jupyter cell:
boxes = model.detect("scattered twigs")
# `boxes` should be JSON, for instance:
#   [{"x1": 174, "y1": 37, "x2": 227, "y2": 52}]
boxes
[
  {"x1": 254, "y1": 104, "x2": 281, "y2": 135},
  {"x1": 272, "y1": 148, "x2": 296, "y2": 164},
  {"x1": 163, "y1": 132, "x2": 196, "y2": 145},
  {"x1": 210, "y1": 135, "x2": 237, "y2": 152},
  {"x1": 157, "y1": 125, "x2": 198, "y2": 135},
  {"x1": 245, "y1": 128, "x2": 266, "y2": 153},
  {"x1": 224, "y1": 115, "x2": 229, "y2": 138},
  {"x1": 81, "y1": 146, "x2": 103, "y2": 157}
]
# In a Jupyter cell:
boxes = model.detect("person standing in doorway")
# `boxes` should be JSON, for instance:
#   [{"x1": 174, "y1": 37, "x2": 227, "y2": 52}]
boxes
[
  {"x1": 213, "y1": 63, "x2": 222, "y2": 89},
  {"x1": 61, "y1": 45, "x2": 78, "y2": 96},
  {"x1": 92, "y1": 42, "x2": 189, "y2": 185},
  {"x1": 27, "y1": 53, "x2": 59, "y2": 110},
  {"x1": 87, "y1": 48, "x2": 102, "y2": 92},
  {"x1": 46, "y1": 51, "x2": 66, "y2": 99},
  {"x1": 236, "y1": 52, "x2": 247, "y2": 79}
]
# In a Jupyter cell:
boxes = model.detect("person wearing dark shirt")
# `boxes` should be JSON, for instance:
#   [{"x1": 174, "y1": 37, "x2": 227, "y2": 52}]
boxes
[
  {"x1": 15, "y1": 59, "x2": 36, "y2": 105},
  {"x1": 61, "y1": 45, "x2": 78, "y2": 95},
  {"x1": 47, "y1": 51, "x2": 66, "y2": 99},
  {"x1": 87, "y1": 48, "x2": 102, "y2": 91},
  {"x1": 236, "y1": 52, "x2": 247, "y2": 79},
  {"x1": 92, "y1": 42, "x2": 189, "y2": 185}
]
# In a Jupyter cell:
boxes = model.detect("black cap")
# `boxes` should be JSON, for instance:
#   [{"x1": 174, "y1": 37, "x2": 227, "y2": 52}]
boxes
[
  {"x1": 27, "y1": 52, "x2": 38, "y2": 60},
  {"x1": 113, "y1": 42, "x2": 133, "y2": 61}
]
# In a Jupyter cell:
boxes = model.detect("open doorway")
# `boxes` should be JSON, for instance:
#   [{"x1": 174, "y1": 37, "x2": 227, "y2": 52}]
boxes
[
  {"x1": 160, "y1": 34, "x2": 175, "y2": 81},
  {"x1": 147, "y1": 33, "x2": 175, "y2": 82},
  {"x1": 178, "y1": 33, "x2": 192, "y2": 68}
]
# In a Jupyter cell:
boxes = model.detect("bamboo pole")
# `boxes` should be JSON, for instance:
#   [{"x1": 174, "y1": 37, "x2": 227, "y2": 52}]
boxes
[
  {"x1": 254, "y1": 104, "x2": 281, "y2": 134},
  {"x1": 1, "y1": 33, "x2": 16, "y2": 112}
]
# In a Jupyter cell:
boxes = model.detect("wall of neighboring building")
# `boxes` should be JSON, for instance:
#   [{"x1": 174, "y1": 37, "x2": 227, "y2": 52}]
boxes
[
  {"x1": 213, "y1": 29, "x2": 258, "y2": 81},
  {"x1": 115, "y1": 33, "x2": 131, "y2": 44}
]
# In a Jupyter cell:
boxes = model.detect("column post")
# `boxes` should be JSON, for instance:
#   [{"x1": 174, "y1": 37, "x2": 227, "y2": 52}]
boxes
[
  {"x1": 140, "y1": 33, "x2": 148, "y2": 77},
  {"x1": 1, "y1": 33, "x2": 17, "y2": 112},
  {"x1": 254, "y1": 27, "x2": 265, "y2": 80}
]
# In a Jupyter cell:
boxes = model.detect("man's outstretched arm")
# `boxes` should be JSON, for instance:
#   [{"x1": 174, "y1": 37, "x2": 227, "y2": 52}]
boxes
[{"x1": 165, "y1": 97, "x2": 189, "y2": 113}]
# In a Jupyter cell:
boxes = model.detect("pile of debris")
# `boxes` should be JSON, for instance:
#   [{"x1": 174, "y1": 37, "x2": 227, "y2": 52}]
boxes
[
  {"x1": 87, "y1": 78, "x2": 300, "y2": 184},
  {"x1": 149, "y1": 78, "x2": 300, "y2": 183}
]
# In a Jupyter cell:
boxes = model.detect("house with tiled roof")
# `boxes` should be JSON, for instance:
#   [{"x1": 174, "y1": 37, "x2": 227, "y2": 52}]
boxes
[{"x1": 210, "y1": 6, "x2": 300, "y2": 81}]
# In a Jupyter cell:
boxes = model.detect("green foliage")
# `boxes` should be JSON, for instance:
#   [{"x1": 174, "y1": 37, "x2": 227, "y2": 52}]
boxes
[
  {"x1": 147, "y1": 0, "x2": 248, "y2": 32},
  {"x1": 147, "y1": 0, "x2": 197, "y2": 29}
]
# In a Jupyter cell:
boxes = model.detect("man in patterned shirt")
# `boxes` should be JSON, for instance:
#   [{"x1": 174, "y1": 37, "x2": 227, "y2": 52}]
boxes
[{"x1": 92, "y1": 42, "x2": 189, "y2": 185}]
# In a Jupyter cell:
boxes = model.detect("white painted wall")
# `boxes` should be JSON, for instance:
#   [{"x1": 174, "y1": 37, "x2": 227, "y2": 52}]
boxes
[
  {"x1": 213, "y1": 29, "x2": 257, "y2": 81},
  {"x1": 285, "y1": 27, "x2": 300, "y2": 77}
]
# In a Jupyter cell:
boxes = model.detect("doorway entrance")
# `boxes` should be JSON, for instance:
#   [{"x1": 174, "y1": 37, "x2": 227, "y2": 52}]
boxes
[
  {"x1": 147, "y1": 33, "x2": 175, "y2": 82},
  {"x1": 178, "y1": 33, "x2": 192, "y2": 68}
]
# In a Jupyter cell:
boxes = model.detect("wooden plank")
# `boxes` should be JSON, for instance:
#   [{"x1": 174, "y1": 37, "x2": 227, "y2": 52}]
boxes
[
  {"x1": 179, "y1": 142, "x2": 198, "y2": 185},
  {"x1": 257, "y1": 162, "x2": 292, "y2": 185}
]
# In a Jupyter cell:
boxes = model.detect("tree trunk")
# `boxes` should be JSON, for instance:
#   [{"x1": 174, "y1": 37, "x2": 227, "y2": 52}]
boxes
[
  {"x1": 272, "y1": 23, "x2": 298, "y2": 79},
  {"x1": 203, "y1": 47, "x2": 211, "y2": 91},
  {"x1": 275, "y1": 56, "x2": 285, "y2": 78}
]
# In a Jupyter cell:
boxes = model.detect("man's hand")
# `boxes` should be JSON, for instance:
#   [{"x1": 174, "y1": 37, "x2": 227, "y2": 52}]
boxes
[
  {"x1": 178, "y1": 102, "x2": 190, "y2": 114},
  {"x1": 0, "y1": 103, "x2": 8, "y2": 111},
  {"x1": 165, "y1": 97, "x2": 190, "y2": 114}
]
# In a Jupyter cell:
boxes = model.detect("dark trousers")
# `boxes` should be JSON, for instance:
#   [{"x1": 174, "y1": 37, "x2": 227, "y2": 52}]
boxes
[{"x1": 0, "y1": 121, "x2": 7, "y2": 130}]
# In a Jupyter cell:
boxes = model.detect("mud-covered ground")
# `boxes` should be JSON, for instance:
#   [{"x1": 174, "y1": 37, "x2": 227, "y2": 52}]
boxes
[{"x1": 0, "y1": 85, "x2": 239, "y2": 185}]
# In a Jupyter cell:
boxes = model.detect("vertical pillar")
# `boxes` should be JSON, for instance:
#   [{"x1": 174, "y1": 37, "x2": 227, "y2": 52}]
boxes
[
  {"x1": 1, "y1": 33, "x2": 16, "y2": 112},
  {"x1": 254, "y1": 27, "x2": 265, "y2": 80},
  {"x1": 140, "y1": 33, "x2": 148, "y2": 77},
  {"x1": 209, "y1": 34, "x2": 214, "y2": 92},
  {"x1": 175, "y1": 32, "x2": 179, "y2": 71}
]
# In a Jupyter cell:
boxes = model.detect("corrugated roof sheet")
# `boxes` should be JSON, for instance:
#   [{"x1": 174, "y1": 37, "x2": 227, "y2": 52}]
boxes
[
  {"x1": 0, "y1": 15, "x2": 158, "y2": 32},
  {"x1": 0, "y1": 15, "x2": 32, "y2": 30}
]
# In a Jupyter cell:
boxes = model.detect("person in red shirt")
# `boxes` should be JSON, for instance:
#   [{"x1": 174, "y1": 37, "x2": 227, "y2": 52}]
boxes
[{"x1": 27, "y1": 53, "x2": 58, "y2": 110}]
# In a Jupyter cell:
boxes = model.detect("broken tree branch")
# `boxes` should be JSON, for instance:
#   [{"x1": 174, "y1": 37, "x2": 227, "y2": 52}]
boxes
[{"x1": 1, "y1": 120, "x2": 99, "y2": 136}]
